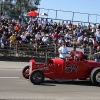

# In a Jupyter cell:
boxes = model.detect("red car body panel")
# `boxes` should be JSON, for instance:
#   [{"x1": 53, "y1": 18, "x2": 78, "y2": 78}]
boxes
[{"x1": 29, "y1": 57, "x2": 100, "y2": 80}]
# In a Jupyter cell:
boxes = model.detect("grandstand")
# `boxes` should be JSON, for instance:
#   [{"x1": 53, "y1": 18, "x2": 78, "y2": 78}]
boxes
[{"x1": 0, "y1": 8, "x2": 99, "y2": 62}]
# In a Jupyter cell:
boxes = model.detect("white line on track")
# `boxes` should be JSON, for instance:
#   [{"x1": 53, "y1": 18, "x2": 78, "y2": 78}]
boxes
[{"x1": 0, "y1": 77, "x2": 19, "y2": 79}]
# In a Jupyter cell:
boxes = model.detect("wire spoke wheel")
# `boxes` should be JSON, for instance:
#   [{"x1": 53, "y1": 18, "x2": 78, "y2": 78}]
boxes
[
  {"x1": 30, "y1": 70, "x2": 44, "y2": 85},
  {"x1": 32, "y1": 72, "x2": 43, "y2": 82},
  {"x1": 90, "y1": 68, "x2": 100, "y2": 86},
  {"x1": 96, "y1": 72, "x2": 100, "y2": 82}
]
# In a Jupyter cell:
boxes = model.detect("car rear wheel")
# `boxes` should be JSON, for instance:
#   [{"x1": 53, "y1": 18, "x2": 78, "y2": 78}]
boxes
[
  {"x1": 90, "y1": 68, "x2": 100, "y2": 86},
  {"x1": 30, "y1": 70, "x2": 44, "y2": 85},
  {"x1": 22, "y1": 66, "x2": 29, "y2": 79}
]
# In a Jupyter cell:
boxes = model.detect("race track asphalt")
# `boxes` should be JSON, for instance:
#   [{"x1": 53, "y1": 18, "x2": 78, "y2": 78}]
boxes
[{"x1": 0, "y1": 61, "x2": 100, "y2": 100}]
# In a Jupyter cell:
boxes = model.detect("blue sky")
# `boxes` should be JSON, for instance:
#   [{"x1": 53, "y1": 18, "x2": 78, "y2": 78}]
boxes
[{"x1": 38, "y1": 0, "x2": 100, "y2": 24}]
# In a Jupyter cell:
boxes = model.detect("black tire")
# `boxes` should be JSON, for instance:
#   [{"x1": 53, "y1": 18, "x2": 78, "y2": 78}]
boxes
[
  {"x1": 30, "y1": 70, "x2": 44, "y2": 85},
  {"x1": 22, "y1": 66, "x2": 29, "y2": 79},
  {"x1": 90, "y1": 68, "x2": 100, "y2": 86}
]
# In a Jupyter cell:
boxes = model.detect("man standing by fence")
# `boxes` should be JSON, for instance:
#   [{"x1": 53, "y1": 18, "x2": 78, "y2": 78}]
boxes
[{"x1": 58, "y1": 42, "x2": 68, "y2": 60}]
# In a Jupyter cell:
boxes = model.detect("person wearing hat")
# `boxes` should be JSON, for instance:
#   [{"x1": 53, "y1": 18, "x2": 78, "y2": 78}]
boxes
[
  {"x1": 70, "y1": 46, "x2": 84, "y2": 61},
  {"x1": 94, "y1": 46, "x2": 100, "y2": 62},
  {"x1": 58, "y1": 42, "x2": 68, "y2": 60},
  {"x1": 70, "y1": 46, "x2": 77, "y2": 58}
]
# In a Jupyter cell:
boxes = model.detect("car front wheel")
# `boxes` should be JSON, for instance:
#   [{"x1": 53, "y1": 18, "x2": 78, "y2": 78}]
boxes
[{"x1": 30, "y1": 70, "x2": 44, "y2": 85}]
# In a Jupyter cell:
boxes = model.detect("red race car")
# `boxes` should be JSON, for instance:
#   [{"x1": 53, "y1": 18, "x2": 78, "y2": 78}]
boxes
[{"x1": 22, "y1": 51, "x2": 100, "y2": 86}]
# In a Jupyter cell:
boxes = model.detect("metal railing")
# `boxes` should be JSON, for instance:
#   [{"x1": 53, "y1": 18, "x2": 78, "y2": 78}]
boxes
[
  {"x1": 37, "y1": 8, "x2": 100, "y2": 25},
  {"x1": 0, "y1": 3, "x2": 100, "y2": 25},
  {"x1": 0, "y1": 42, "x2": 95, "y2": 62}
]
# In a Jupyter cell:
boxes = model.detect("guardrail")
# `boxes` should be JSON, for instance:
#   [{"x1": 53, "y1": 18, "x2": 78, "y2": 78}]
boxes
[
  {"x1": 38, "y1": 8, "x2": 100, "y2": 24},
  {"x1": 0, "y1": 42, "x2": 95, "y2": 62},
  {"x1": 1, "y1": 6, "x2": 100, "y2": 25}
]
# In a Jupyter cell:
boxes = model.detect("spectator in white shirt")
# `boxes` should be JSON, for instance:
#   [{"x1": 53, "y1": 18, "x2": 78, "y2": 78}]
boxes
[
  {"x1": 71, "y1": 39, "x2": 78, "y2": 47},
  {"x1": 49, "y1": 19, "x2": 53, "y2": 26},
  {"x1": 64, "y1": 32, "x2": 71, "y2": 40},
  {"x1": 89, "y1": 35, "x2": 94, "y2": 44},
  {"x1": 95, "y1": 29, "x2": 100, "y2": 42},
  {"x1": 42, "y1": 35, "x2": 49, "y2": 44},
  {"x1": 38, "y1": 19, "x2": 42, "y2": 26},
  {"x1": 58, "y1": 36, "x2": 64, "y2": 46},
  {"x1": 65, "y1": 21, "x2": 69, "y2": 28},
  {"x1": 41, "y1": 18, "x2": 46, "y2": 27},
  {"x1": 20, "y1": 32, "x2": 26, "y2": 42},
  {"x1": 27, "y1": 24, "x2": 32, "y2": 34},
  {"x1": 58, "y1": 42, "x2": 69, "y2": 60},
  {"x1": 44, "y1": 18, "x2": 48, "y2": 26},
  {"x1": 92, "y1": 23, "x2": 97, "y2": 33},
  {"x1": 35, "y1": 32, "x2": 41, "y2": 41}
]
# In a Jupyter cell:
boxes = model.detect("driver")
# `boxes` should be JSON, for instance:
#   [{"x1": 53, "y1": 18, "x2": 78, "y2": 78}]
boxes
[{"x1": 70, "y1": 46, "x2": 84, "y2": 60}]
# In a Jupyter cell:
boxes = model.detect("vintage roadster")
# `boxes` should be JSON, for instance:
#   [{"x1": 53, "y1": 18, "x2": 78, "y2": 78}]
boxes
[{"x1": 22, "y1": 52, "x2": 100, "y2": 86}]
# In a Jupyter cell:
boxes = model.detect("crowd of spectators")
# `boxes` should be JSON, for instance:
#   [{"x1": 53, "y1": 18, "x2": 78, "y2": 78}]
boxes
[{"x1": 0, "y1": 14, "x2": 100, "y2": 54}]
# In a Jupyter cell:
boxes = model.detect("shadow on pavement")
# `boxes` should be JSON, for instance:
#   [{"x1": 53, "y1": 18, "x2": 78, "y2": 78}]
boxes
[{"x1": 39, "y1": 79, "x2": 99, "y2": 87}]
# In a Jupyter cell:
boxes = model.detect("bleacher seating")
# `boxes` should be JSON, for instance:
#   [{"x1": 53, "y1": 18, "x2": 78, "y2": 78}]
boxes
[{"x1": 0, "y1": 11, "x2": 99, "y2": 61}]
